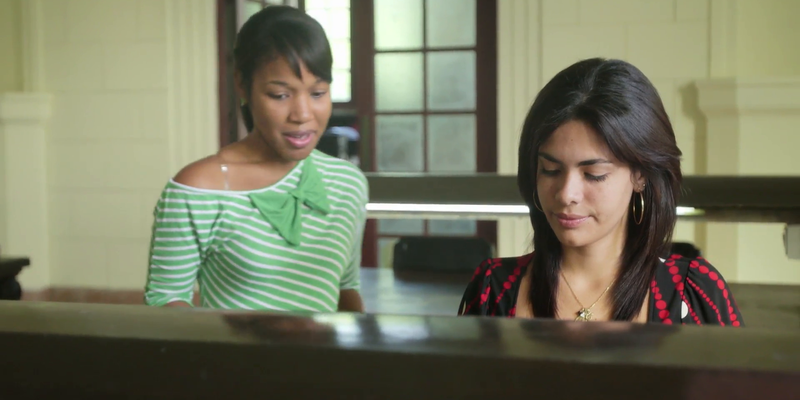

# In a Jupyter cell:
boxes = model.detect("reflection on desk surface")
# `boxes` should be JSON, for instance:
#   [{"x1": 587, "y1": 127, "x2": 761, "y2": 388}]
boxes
[{"x1": 1, "y1": 300, "x2": 798, "y2": 372}]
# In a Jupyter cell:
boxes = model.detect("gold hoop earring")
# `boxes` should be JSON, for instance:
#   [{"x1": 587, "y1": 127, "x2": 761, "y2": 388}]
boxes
[
  {"x1": 533, "y1": 192, "x2": 544, "y2": 212},
  {"x1": 632, "y1": 191, "x2": 644, "y2": 225}
]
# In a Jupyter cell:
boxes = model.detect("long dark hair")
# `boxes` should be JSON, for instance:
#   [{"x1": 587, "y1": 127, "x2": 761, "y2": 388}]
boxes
[
  {"x1": 234, "y1": 6, "x2": 333, "y2": 132},
  {"x1": 517, "y1": 58, "x2": 683, "y2": 321}
]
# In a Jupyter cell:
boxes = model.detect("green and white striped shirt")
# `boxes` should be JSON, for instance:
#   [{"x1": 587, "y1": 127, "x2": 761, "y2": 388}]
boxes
[{"x1": 144, "y1": 150, "x2": 368, "y2": 311}]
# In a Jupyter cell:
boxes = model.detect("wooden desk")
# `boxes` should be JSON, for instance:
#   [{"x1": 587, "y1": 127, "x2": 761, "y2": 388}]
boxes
[
  {"x1": 0, "y1": 301, "x2": 798, "y2": 399},
  {"x1": 0, "y1": 256, "x2": 30, "y2": 300}
]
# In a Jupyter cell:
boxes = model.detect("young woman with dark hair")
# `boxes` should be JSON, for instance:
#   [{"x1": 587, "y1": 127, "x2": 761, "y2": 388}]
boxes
[
  {"x1": 459, "y1": 58, "x2": 743, "y2": 326},
  {"x1": 144, "y1": 6, "x2": 367, "y2": 312}
]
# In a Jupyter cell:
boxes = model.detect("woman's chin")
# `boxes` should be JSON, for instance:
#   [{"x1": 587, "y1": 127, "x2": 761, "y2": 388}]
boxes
[{"x1": 552, "y1": 228, "x2": 592, "y2": 249}]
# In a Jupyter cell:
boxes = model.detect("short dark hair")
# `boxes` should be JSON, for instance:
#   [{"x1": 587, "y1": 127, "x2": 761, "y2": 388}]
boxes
[
  {"x1": 517, "y1": 58, "x2": 683, "y2": 321},
  {"x1": 234, "y1": 6, "x2": 333, "y2": 131}
]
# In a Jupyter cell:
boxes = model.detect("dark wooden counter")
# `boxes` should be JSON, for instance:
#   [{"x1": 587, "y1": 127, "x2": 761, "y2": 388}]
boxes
[{"x1": 0, "y1": 301, "x2": 798, "y2": 399}]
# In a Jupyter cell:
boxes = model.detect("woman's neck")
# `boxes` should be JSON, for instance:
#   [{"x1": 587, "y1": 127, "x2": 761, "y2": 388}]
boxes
[
  {"x1": 560, "y1": 246, "x2": 620, "y2": 282},
  {"x1": 231, "y1": 131, "x2": 295, "y2": 168}
]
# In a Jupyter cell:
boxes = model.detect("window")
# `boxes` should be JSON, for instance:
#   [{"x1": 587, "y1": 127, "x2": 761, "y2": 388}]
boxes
[
  {"x1": 304, "y1": 0, "x2": 352, "y2": 103},
  {"x1": 218, "y1": 0, "x2": 498, "y2": 267}
]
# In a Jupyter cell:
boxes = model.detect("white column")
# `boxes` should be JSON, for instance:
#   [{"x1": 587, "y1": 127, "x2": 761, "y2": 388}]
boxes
[
  {"x1": 0, "y1": 0, "x2": 51, "y2": 290},
  {"x1": 165, "y1": 0, "x2": 220, "y2": 176},
  {"x1": 709, "y1": 0, "x2": 738, "y2": 78},
  {"x1": 495, "y1": 0, "x2": 542, "y2": 258},
  {"x1": 696, "y1": 78, "x2": 741, "y2": 281},
  {"x1": 0, "y1": 93, "x2": 52, "y2": 290},
  {"x1": 697, "y1": 77, "x2": 800, "y2": 283}
]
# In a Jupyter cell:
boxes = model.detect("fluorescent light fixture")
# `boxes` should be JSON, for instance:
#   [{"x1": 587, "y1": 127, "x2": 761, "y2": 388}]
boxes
[
  {"x1": 367, "y1": 203, "x2": 700, "y2": 217},
  {"x1": 676, "y1": 206, "x2": 700, "y2": 216},
  {"x1": 367, "y1": 203, "x2": 529, "y2": 215}
]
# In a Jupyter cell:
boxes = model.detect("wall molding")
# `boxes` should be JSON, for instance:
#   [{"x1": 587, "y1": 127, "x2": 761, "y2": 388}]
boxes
[
  {"x1": 22, "y1": 287, "x2": 200, "y2": 306},
  {"x1": 165, "y1": 0, "x2": 220, "y2": 175},
  {"x1": 697, "y1": 77, "x2": 800, "y2": 116},
  {"x1": 20, "y1": 0, "x2": 44, "y2": 92},
  {"x1": 0, "y1": 93, "x2": 52, "y2": 122},
  {"x1": 709, "y1": 0, "x2": 738, "y2": 78}
]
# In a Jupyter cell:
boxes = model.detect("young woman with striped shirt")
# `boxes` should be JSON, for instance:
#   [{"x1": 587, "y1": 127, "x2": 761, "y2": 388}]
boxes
[{"x1": 144, "y1": 6, "x2": 367, "y2": 312}]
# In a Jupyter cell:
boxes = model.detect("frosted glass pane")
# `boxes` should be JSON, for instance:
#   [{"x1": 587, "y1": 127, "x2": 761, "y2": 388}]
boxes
[
  {"x1": 426, "y1": 0, "x2": 476, "y2": 47},
  {"x1": 306, "y1": 9, "x2": 328, "y2": 28},
  {"x1": 375, "y1": 115, "x2": 424, "y2": 172},
  {"x1": 378, "y1": 219, "x2": 425, "y2": 235},
  {"x1": 375, "y1": 53, "x2": 424, "y2": 112},
  {"x1": 306, "y1": 0, "x2": 349, "y2": 8},
  {"x1": 244, "y1": 2, "x2": 263, "y2": 19},
  {"x1": 374, "y1": 0, "x2": 423, "y2": 50},
  {"x1": 307, "y1": 9, "x2": 349, "y2": 40},
  {"x1": 427, "y1": 114, "x2": 476, "y2": 172},
  {"x1": 331, "y1": 39, "x2": 350, "y2": 69},
  {"x1": 427, "y1": 51, "x2": 476, "y2": 111},
  {"x1": 428, "y1": 220, "x2": 477, "y2": 236},
  {"x1": 331, "y1": 69, "x2": 351, "y2": 102},
  {"x1": 327, "y1": 8, "x2": 350, "y2": 39}
]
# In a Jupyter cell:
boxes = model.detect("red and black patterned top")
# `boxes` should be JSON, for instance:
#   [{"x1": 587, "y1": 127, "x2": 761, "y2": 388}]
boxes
[{"x1": 458, "y1": 253, "x2": 744, "y2": 326}]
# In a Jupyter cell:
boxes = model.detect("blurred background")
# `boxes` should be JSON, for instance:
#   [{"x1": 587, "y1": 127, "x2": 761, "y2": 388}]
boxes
[{"x1": 0, "y1": 0, "x2": 798, "y2": 325}]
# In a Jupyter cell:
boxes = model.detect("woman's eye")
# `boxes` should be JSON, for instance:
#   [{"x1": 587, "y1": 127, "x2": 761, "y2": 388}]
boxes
[
  {"x1": 586, "y1": 173, "x2": 608, "y2": 182},
  {"x1": 540, "y1": 168, "x2": 559, "y2": 176}
]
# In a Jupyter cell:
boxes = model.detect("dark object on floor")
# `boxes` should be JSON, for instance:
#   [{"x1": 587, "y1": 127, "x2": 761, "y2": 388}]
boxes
[{"x1": 393, "y1": 236, "x2": 493, "y2": 274}]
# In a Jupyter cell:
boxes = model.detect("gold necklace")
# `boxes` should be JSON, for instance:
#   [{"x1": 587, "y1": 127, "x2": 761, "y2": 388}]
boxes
[{"x1": 560, "y1": 271, "x2": 615, "y2": 322}]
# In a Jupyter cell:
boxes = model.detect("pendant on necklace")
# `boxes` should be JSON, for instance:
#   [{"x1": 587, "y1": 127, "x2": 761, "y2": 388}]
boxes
[{"x1": 575, "y1": 308, "x2": 593, "y2": 321}]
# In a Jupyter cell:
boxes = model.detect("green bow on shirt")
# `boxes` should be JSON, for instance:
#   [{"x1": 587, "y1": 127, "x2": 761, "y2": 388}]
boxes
[{"x1": 248, "y1": 158, "x2": 331, "y2": 246}]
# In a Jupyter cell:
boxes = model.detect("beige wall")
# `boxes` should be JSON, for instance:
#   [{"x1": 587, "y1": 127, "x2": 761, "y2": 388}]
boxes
[
  {"x1": 0, "y1": 0, "x2": 23, "y2": 250},
  {"x1": 737, "y1": 0, "x2": 800, "y2": 77},
  {"x1": 0, "y1": 0, "x2": 22, "y2": 93},
  {"x1": 495, "y1": 0, "x2": 800, "y2": 284},
  {"x1": 41, "y1": 0, "x2": 174, "y2": 289},
  {"x1": 4, "y1": 0, "x2": 218, "y2": 291},
  {"x1": 3, "y1": 0, "x2": 798, "y2": 291}
]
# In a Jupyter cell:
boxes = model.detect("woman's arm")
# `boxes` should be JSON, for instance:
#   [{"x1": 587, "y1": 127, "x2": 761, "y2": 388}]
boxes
[
  {"x1": 336, "y1": 168, "x2": 369, "y2": 313},
  {"x1": 683, "y1": 256, "x2": 744, "y2": 326},
  {"x1": 144, "y1": 185, "x2": 204, "y2": 307},
  {"x1": 144, "y1": 164, "x2": 219, "y2": 307},
  {"x1": 338, "y1": 289, "x2": 364, "y2": 312}
]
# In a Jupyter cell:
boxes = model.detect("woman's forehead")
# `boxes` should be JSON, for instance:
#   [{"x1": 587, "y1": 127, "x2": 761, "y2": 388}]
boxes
[{"x1": 539, "y1": 121, "x2": 618, "y2": 163}]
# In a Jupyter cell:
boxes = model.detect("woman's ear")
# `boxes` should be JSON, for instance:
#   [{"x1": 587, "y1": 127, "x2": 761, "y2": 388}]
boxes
[{"x1": 632, "y1": 170, "x2": 646, "y2": 192}]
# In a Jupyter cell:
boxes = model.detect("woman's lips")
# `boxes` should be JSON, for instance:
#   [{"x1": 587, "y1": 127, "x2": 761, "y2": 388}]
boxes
[
  {"x1": 554, "y1": 213, "x2": 589, "y2": 228},
  {"x1": 283, "y1": 130, "x2": 314, "y2": 149}
]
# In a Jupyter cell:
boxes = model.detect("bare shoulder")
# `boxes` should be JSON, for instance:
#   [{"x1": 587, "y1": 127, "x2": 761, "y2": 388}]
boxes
[{"x1": 173, "y1": 155, "x2": 226, "y2": 190}]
